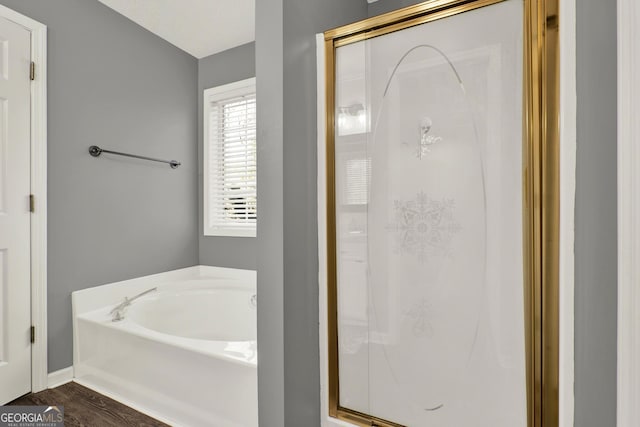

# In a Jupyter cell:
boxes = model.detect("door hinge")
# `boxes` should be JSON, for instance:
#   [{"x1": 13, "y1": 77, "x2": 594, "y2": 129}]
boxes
[
  {"x1": 30, "y1": 62, "x2": 35, "y2": 81},
  {"x1": 29, "y1": 194, "x2": 35, "y2": 213},
  {"x1": 30, "y1": 326, "x2": 35, "y2": 343}
]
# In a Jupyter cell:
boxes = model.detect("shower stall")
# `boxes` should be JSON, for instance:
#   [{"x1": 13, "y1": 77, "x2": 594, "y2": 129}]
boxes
[{"x1": 321, "y1": 0, "x2": 560, "y2": 426}]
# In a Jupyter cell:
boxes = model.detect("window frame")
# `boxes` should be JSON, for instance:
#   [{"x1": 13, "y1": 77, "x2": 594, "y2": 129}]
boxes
[{"x1": 203, "y1": 77, "x2": 257, "y2": 238}]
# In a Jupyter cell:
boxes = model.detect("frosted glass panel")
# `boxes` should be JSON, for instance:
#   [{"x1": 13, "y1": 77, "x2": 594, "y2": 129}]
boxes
[{"x1": 334, "y1": 1, "x2": 526, "y2": 425}]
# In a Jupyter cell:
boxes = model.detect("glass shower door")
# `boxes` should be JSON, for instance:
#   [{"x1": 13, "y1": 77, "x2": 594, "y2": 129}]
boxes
[{"x1": 330, "y1": 1, "x2": 546, "y2": 425}]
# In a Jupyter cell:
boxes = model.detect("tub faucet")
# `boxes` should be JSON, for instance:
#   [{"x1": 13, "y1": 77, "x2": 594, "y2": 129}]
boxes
[{"x1": 110, "y1": 287, "x2": 157, "y2": 322}]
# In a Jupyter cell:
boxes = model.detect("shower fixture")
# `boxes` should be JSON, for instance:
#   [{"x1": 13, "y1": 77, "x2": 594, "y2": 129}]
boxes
[{"x1": 337, "y1": 103, "x2": 367, "y2": 136}]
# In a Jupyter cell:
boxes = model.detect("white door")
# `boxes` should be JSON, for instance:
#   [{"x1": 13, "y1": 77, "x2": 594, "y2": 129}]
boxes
[{"x1": 0, "y1": 16, "x2": 32, "y2": 404}]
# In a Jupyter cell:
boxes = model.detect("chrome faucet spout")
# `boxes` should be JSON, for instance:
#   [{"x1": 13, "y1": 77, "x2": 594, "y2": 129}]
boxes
[
  {"x1": 127, "y1": 287, "x2": 158, "y2": 303},
  {"x1": 110, "y1": 287, "x2": 157, "y2": 322}
]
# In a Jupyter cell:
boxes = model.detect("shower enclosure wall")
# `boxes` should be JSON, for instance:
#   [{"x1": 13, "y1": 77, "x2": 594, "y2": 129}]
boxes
[{"x1": 322, "y1": 1, "x2": 560, "y2": 426}]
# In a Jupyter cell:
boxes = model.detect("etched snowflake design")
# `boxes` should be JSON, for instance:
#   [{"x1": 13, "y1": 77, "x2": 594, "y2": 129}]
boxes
[
  {"x1": 404, "y1": 298, "x2": 433, "y2": 338},
  {"x1": 390, "y1": 191, "x2": 461, "y2": 262}
]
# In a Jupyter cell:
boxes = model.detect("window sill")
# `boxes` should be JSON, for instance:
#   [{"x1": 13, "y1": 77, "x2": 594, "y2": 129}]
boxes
[{"x1": 203, "y1": 229, "x2": 256, "y2": 238}]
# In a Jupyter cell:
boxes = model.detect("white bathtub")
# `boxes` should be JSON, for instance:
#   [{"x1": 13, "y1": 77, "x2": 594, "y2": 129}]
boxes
[{"x1": 72, "y1": 266, "x2": 257, "y2": 427}]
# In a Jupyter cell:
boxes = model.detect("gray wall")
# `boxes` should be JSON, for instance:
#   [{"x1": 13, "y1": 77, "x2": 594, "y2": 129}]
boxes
[
  {"x1": 256, "y1": 1, "x2": 367, "y2": 425},
  {"x1": 575, "y1": 0, "x2": 618, "y2": 426},
  {"x1": 255, "y1": 0, "x2": 284, "y2": 422},
  {"x1": 367, "y1": 0, "x2": 423, "y2": 16},
  {"x1": 198, "y1": 43, "x2": 257, "y2": 269},
  {"x1": 0, "y1": 0, "x2": 199, "y2": 372}
]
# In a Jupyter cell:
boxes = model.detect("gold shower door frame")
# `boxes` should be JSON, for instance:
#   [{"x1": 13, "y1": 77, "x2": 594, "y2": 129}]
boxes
[{"x1": 324, "y1": 0, "x2": 559, "y2": 426}]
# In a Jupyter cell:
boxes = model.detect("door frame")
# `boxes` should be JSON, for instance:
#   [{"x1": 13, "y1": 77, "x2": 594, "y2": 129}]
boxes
[
  {"x1": 0, "y1": 5, "x2": 48, "y2": 393},
  {"x1": 617, "y1": 0, "x2": 639, "y2": 425}
]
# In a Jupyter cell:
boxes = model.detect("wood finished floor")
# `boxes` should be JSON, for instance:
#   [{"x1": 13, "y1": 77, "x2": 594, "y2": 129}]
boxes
[{"x1": 8, "y1": 382, "x2": 169, "y2": 427}]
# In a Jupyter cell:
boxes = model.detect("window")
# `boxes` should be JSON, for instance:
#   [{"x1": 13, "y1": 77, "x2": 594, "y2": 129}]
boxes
[
  {"x1": 204, "y1": 78, "x2": 256, "y2": 237},
  {"x1": 344, "y1": 157, "x2": 371, "y2": 205}
]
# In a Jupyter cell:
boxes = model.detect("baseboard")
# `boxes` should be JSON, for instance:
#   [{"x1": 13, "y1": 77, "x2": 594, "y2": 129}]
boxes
[
  {"x1": 47, "y1": 367, "x2": 73, "y2": 389},
  {"x1": 73, "y1": 377, "x2": 181, "y2": 427}
]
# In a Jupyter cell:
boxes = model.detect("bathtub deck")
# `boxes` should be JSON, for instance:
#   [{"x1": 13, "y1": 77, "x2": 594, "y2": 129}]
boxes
[{"x1": 8, "y1": 382, "x2": 168, "y2": 427}]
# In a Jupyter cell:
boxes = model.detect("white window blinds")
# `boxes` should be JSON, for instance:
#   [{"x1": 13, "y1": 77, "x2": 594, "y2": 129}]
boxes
[
  {"x1": 204, "y1": 78, "x2": 257, "y2": 237},
  {"x1": 345, "y1": 157, "x2": 371, "y2": 205}
]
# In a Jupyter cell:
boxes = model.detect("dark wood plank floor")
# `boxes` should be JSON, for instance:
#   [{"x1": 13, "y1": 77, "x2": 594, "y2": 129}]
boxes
[{"x1": 8, "y1": 382, "x2": 169, "y2": 427}]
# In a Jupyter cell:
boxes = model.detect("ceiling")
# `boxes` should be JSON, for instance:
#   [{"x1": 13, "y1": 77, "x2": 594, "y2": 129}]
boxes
[{"x1": 98, "y1": 0, "x2": 255, "y2": 58}]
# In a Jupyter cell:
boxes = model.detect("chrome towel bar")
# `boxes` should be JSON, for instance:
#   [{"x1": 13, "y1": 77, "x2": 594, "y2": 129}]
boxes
[{"x1": 89, "y1": 145, "x2": 180, "y2": 169}]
